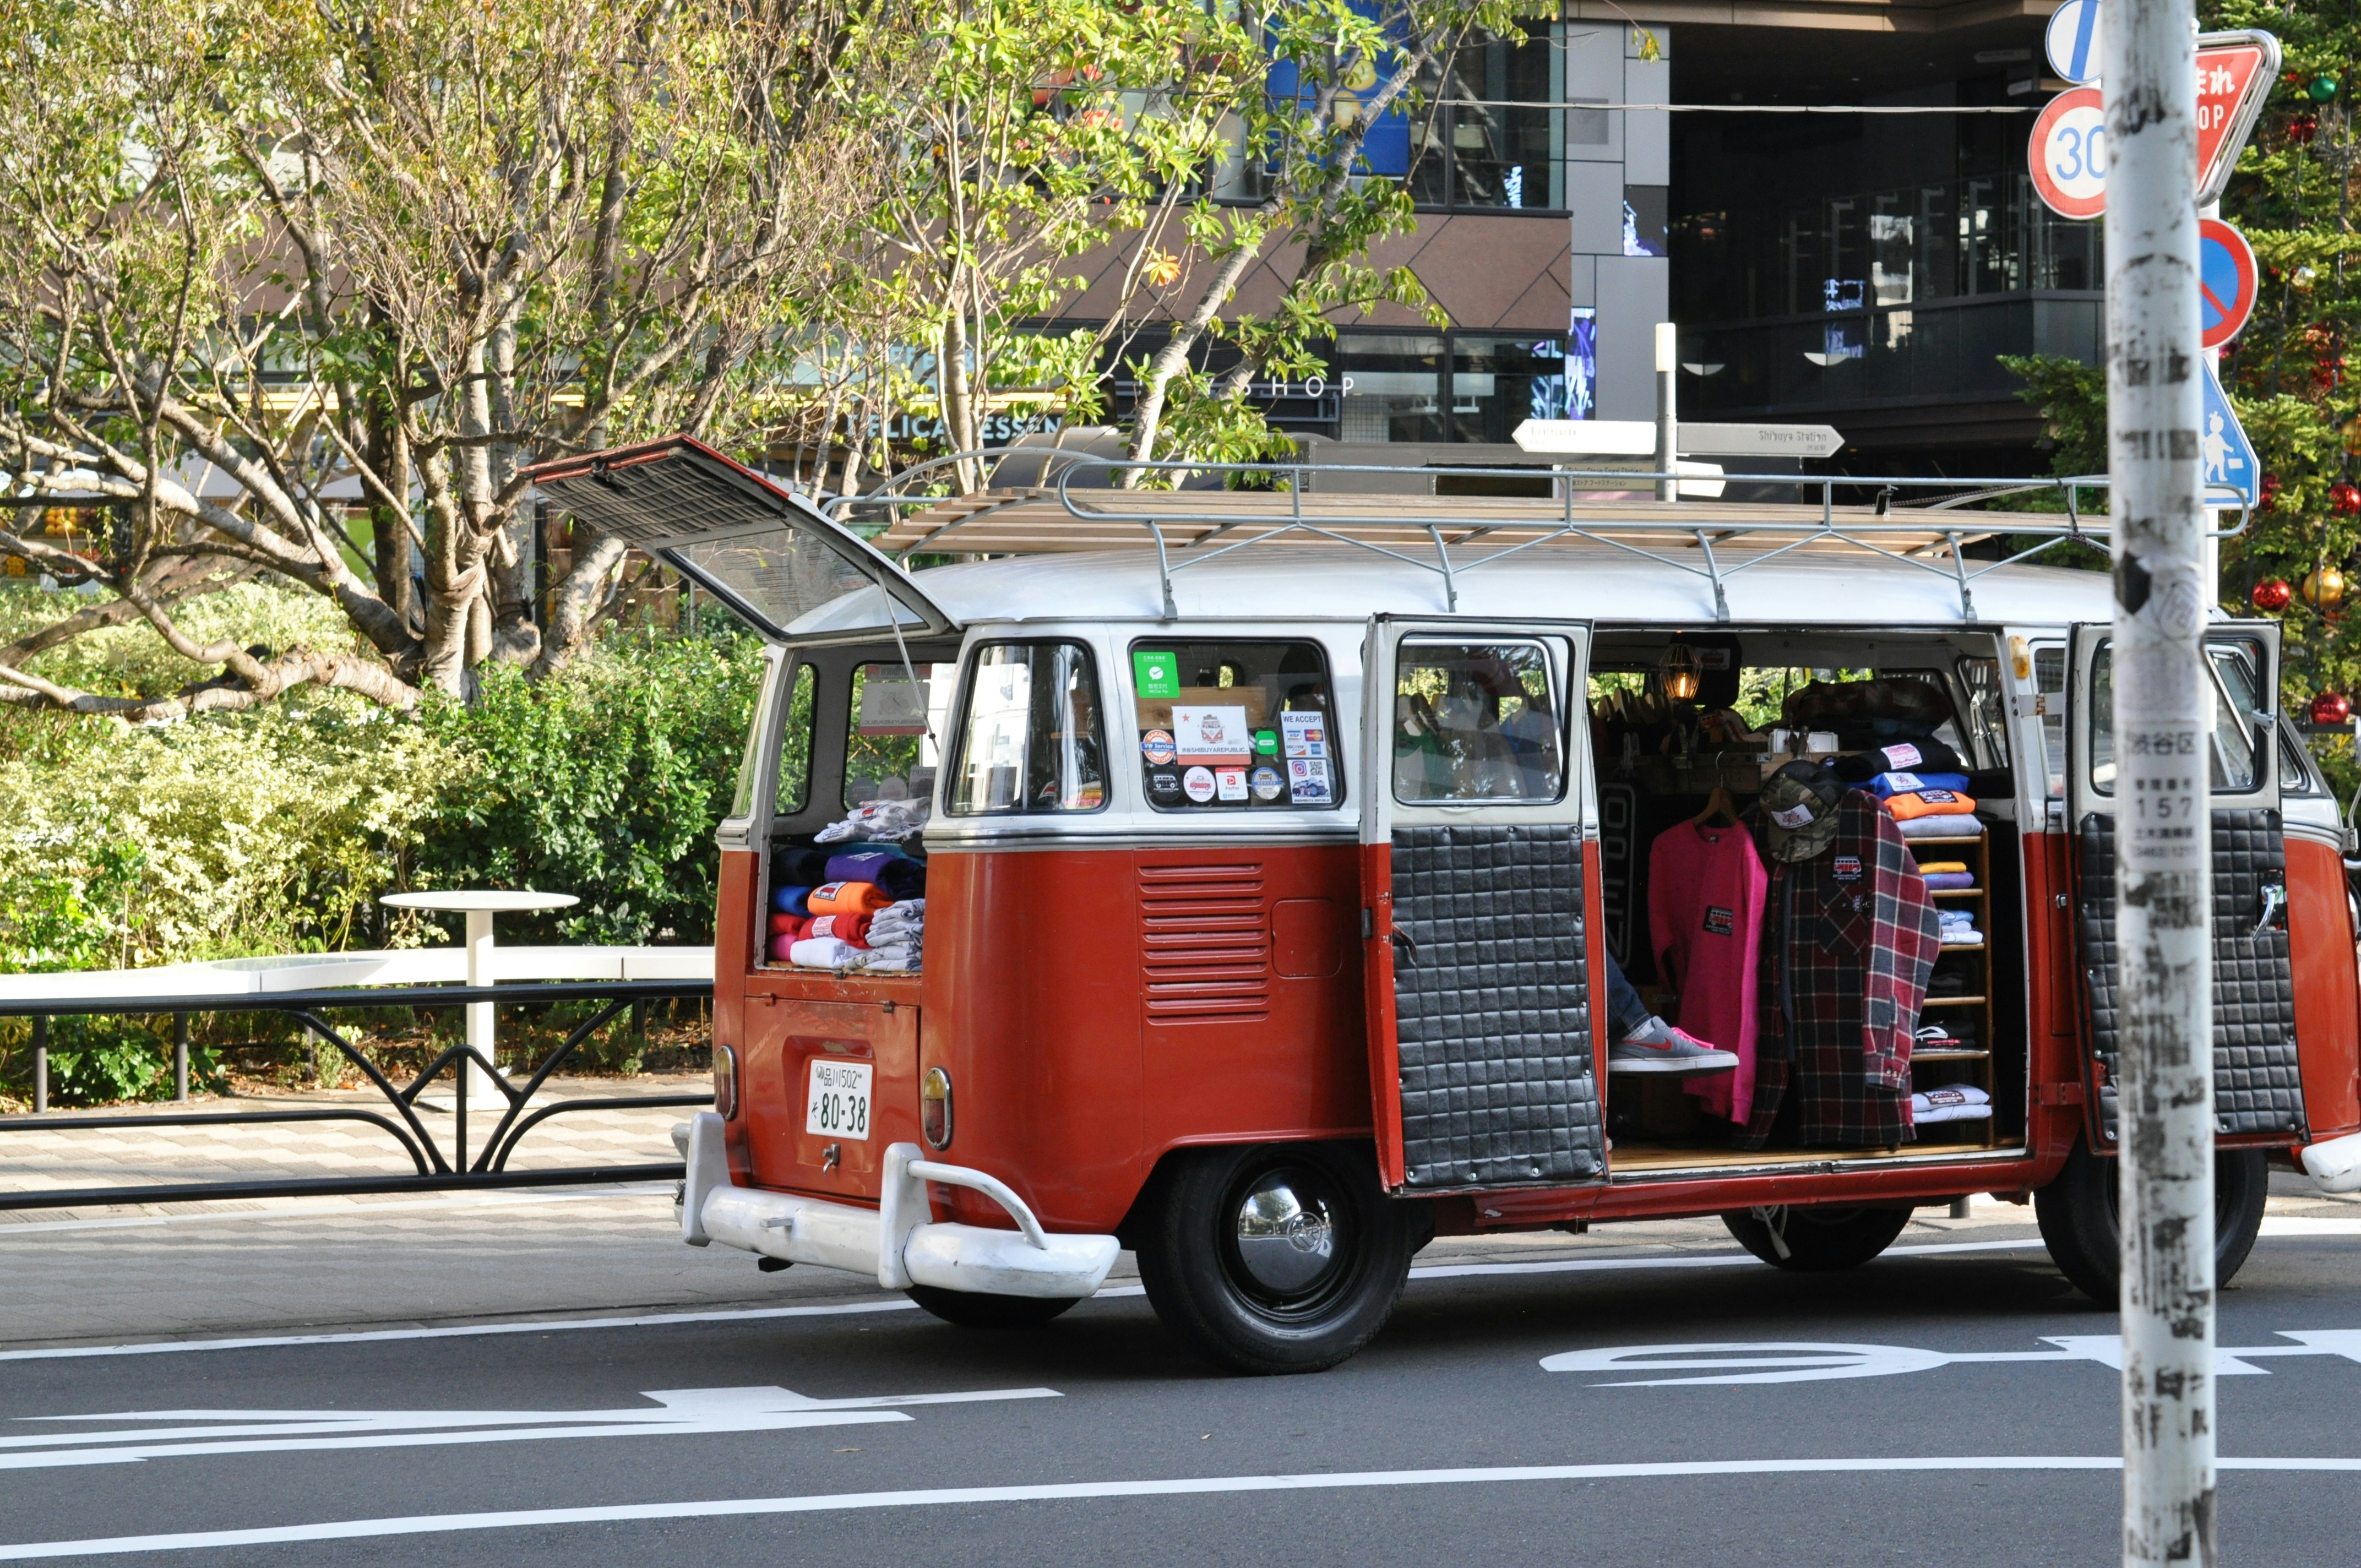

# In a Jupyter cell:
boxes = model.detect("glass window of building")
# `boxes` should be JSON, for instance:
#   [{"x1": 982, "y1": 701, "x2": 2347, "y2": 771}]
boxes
[
  {"x1": 1333, "y1": 335, "x2": 1444, "y2": 443},
  {"x1": 1450, "y1": 337, "x2": 1571, "y2": 442}
]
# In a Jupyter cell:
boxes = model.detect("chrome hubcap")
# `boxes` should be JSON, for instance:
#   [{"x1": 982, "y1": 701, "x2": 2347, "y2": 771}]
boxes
[{"x1": 1232, "y1": 1170, "x2": 1339, "y2": 1295}]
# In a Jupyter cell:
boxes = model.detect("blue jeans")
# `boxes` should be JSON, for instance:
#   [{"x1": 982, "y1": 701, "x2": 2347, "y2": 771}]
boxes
[{"x1": 1602, "y1": 948, "x2": 1650, "y2": 1038}]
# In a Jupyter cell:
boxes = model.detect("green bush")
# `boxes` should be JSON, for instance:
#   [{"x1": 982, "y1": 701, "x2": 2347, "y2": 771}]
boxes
[
  {"x1": 0, "y1": 581, "x2": 764, "y2": 1102},
  {"x1": 410, "y1": 628, "x2": 765, "y2": 946}
]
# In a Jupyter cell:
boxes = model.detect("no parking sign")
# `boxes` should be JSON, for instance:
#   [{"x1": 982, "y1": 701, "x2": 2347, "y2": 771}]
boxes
[{"x1": 2198, "y1": 217, "x2": 2257, "y2": 348}]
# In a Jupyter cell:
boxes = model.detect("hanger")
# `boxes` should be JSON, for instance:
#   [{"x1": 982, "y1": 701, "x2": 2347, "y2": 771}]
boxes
[{"x1": 1694, "y1": 784, "x2": 1738, "y2": 829}]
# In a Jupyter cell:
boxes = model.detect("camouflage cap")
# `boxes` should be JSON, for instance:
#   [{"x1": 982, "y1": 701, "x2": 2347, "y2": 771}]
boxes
[{"x1": 1761, "y1": 759, "x2": 1845, "y2": 863}]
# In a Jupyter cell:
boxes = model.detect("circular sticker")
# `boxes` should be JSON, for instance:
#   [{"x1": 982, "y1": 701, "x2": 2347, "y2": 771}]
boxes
[
  {"x1": 1182, "y1": 766, "x2": 1217, "y2": 803},
  {"x1": 1250, "y1": 765, "x2": 1284, "y2": 802},
  {"x1": 1141, "y1": 729, "x2": 1177, "y2": 765},
  {"x1": 1149, "y1": 768, "x2": 1183, "y2": 800}
]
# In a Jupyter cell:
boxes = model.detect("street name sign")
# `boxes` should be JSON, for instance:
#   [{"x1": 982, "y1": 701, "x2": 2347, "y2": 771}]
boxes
[{"x1": 1513, "y1": 419, "x2": 1843, "y2": 460}]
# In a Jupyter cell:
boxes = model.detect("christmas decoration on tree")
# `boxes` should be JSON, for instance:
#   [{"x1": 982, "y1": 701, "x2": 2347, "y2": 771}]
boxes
[
  {"x1": 2312, "y1": 690, "x2": 2352, "y2": 726},
  {"x1": 2255, "y1": 576, "x2": 2294, "y2": 611},
  {"x1": 2302, "y1": 564, "x2": 2347, "y2": 612}
]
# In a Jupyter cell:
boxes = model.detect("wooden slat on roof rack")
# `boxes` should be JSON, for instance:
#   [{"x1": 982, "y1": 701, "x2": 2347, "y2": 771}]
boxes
[{"x1": 867, "y1": 489, "x2": 1996, "y2": 560}]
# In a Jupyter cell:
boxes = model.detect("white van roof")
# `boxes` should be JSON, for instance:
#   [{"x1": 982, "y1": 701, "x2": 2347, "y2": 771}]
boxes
[{"x1": 790, "y1": 541, "x2": 2113, "y2": 635}]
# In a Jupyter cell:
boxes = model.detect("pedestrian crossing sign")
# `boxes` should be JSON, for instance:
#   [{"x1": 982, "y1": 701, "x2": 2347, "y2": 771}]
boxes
[{"x1": 2200, "y1": 358, "x2": 2260, "y2": 509}]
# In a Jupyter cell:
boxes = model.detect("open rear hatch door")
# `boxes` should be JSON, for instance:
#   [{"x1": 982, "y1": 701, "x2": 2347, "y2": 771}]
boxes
[
  {"x1": 2065, "y1": 618, "x2": 2305, "y2": 1144},
  {"x1": 1357, "y1": 616, "x2": 1608, "y2": 1194},
  {"x1": 525, "y1": 435, "x2": 955, "y2": 643}
]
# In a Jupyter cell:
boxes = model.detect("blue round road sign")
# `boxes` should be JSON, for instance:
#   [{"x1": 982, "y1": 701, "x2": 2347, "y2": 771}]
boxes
[
  {"x1": 2198, "y1": 218, "x2": 2257, "y2": 349},
  {"x1": 2047, "y1": 0, "x2": 2104, "y2": 84}
]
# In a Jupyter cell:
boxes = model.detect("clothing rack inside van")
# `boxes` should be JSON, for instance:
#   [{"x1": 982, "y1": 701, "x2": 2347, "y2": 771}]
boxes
[{"x1": 841, "y1": 455, "x2": 2245, "y2": 624}]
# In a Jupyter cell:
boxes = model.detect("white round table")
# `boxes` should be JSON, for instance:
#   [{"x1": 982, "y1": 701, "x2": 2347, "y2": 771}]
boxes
[{"x1": 380, "y1": 892, "x2": 579, "y2": 1131}]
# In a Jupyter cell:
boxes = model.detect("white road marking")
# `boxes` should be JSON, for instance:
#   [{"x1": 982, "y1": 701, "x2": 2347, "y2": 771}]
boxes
[
  {"x1": 0, "y1": 1384, "x2": 1058, "y2": 1471},
  {"x1": 7, "y1": 1225, "x2": 2338, "y2": 1366},
  {"x1": 2, "y1": 1455, "x2": 2357, "y2": 1560},
  {"x1": 1544, "y1": 1330, "x2": 2361, "y2": 1386}
]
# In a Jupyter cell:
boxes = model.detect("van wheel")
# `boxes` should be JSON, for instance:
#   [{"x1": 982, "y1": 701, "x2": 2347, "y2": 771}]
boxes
[
  {"x1": 1720, "y1": 1205, "x2": 1913, "y2": 1271},
  {"x1": 2034, "y1": 1140, "x2": 2270, "y2": 1305},
  {"x1": 1135, "y1": 1142, "x2": 1412, "y2": 1376},
  {"x1": 905, "y1": 1286, "x2": 1081, "y2": 1329}
]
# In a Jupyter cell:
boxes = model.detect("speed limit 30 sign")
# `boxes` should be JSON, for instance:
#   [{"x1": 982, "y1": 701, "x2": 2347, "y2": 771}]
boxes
[{"x1": 2030, "y1": 86, "x2": 2107, "y2": 219}]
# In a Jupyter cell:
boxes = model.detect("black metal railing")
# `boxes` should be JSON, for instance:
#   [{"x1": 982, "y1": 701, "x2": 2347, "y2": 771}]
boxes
[{"x1": 0, "y1": 979, "x2": 713, "y2": 1211}]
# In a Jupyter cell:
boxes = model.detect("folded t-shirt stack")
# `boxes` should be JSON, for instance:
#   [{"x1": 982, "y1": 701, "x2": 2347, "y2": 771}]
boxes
[
  {"x1": 1836, "y1": 738, "x2": 1965, "y2": 783},
  {"x1": 1911, "y1": 1084, "x2": 1992, "y2": 1124},
  {"x1": 1938, "y1": 908, "x2": 1983, "y2": 945},
  {"x1": 1895, "y1": 809, "x2": 1984, "y2": 840},
  {"x1": 817, "y1": 798, "x2": 930, "y2": 845},
  {"x1": 1913, "y1": 858, "x2": 1976, "y2": 890},
  {"x1": 790, "y1": 898, "x2": 924, "y2": 973}
]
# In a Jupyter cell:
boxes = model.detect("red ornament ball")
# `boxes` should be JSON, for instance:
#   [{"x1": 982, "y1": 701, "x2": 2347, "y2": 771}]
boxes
[
  {"x1": 2253, "y1": 578, "x2": 2294, "y2": 612},
  {"x1": 2336, "y1": 482, "x2": 2361, "y2": 516},
  {"x1": 2312, "y1": 690, "x2": 2352, "y2": 727}
]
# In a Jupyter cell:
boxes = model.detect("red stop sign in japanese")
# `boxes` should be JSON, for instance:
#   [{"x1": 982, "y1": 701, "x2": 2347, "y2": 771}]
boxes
[{"x1": 2196, "y1": 40, "x2": 2271, "y2": 202}]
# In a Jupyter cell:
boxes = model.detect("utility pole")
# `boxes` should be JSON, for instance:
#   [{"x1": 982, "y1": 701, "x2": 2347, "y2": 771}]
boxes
[
  {"x1": 1654, "y1": 322, "x2": 1678, "y2": 503},
  {"x1": 2104, "y1": 2, "x2": 2217, "y2": 1564}
]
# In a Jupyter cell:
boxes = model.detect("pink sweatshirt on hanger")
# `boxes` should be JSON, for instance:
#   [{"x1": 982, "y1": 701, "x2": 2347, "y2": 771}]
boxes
[{"x1": 1648, "y1": 820, "x2": 1770, "y2": 1120}]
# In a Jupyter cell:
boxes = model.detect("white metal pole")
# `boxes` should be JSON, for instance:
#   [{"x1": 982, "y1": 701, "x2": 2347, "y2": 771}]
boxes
[
  {"x1": 464, "y1": 910, "x2": 499, "y2": 1157},
  {"x1": 2103, "y1": 3, "x2": 2217, "y2": 1564},
  {"x1": 1654, "y1": 322, "x2": 1678, "y2": 503}
]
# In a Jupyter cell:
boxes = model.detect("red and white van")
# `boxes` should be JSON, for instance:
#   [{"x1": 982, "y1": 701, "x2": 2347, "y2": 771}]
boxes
[{"x1": 531, "y1": 436, "x2": 2361, "y2": 1375}]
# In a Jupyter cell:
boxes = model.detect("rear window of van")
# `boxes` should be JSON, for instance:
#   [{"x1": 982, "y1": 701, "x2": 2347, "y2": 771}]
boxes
[{"x1": 1127, "y1": 640, "x2": 1341, "y2": 810}]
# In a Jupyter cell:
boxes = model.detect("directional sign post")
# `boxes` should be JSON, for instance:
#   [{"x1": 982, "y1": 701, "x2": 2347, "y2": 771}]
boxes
[
  {"x1": 1513, "y1": 418, "x2": 1843, "y2": 461},
  {"x1": 2198, "y1": 217, "x2": 2257, "y2": 349}
]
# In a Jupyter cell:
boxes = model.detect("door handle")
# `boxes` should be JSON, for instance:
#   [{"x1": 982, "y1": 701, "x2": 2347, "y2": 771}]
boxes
[{"x1": 2254, "y1": 881, "x2": 2287, "y2": 938}]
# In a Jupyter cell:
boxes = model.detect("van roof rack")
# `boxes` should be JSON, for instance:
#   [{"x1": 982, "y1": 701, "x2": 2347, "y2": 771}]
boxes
[{"x1": 827, "y1": 452, "x2": 2244, "y2": 623}]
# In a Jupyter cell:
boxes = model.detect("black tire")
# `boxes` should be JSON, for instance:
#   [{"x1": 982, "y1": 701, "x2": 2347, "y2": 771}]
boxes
[
  {"x1": 1134, "y1": 1142, "x2": 1413, "y2": 1375},
  {"x1": 2034, "y1": 1140, "x2": 2270, "y2": 1304},
  {"x1": 905, "y1": 1285, "x2": 1082, "y2": 1329},
  {"x1": 1720, "y1": 1204, "x2": 1914, "y2": 1271}
]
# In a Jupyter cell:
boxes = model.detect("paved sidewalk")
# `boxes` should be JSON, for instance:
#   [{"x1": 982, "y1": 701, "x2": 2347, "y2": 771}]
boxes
[{"x1": 0, "y1": 1074, "x2": 704, "y2": 1201}]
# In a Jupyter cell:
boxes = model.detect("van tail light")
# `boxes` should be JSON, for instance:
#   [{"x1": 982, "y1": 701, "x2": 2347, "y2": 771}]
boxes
[
  {"x1": 921, "y1": 1067, "x2": 953, "y2": 1150},
  {"x1": 714, "y1": 1044, "x2": 739, "y2": 1120}
]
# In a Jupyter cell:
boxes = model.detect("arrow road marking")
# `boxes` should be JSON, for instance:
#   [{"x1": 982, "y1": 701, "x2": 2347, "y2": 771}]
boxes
[
  {"x1": 1543, "y1": 1331, "x2": 2361, "y2": 1386},
  {"x1": 0, "y1": 1384, "x2": 1059, "y2": 1470}
]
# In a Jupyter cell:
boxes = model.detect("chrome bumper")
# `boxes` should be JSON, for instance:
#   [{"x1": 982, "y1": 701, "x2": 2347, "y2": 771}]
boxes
[
  {"x1": 678, "y1": 1112, "x2": 1119, "y2": 1298},
  {"x1": 2301, "y1": 1129, "x2": 2361, "y2": 1194}
]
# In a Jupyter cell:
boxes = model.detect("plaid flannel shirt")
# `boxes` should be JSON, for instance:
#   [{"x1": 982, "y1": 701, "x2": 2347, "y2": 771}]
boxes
[{"x1": 1743, "y1": 792, "x2": 1941, "y2": 1148}]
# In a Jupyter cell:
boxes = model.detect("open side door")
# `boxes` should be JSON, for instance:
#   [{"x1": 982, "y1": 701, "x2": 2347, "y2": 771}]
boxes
[
  {"x1": 2065, "y1": 619, "x2": 2305, "y2": 1144},
  {"x1": 1358, "y1": 616, "x2": 1606, "y2": 1194},
  {"x1": 525, "y1": 436, "x2": 955, "y2": 643}
]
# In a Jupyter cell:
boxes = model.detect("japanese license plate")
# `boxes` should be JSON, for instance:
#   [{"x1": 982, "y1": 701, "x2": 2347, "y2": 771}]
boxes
[{"x1": 806, "y1": 1059, "x2": 873, "y2": 1140}]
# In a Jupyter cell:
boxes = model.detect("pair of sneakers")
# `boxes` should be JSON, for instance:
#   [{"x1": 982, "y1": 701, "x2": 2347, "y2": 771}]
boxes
[{"x1": 1609, "y1": 1015, "x2": 1740, "y2": 1074}]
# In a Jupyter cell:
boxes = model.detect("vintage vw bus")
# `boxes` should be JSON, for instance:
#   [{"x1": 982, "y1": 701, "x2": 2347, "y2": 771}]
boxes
[{"x1": 529, "y1": 436, "x2": 2361, "y2": 1375}]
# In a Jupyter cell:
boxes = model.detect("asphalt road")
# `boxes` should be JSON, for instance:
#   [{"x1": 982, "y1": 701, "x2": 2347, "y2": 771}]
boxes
[{"x1": 2, "y1": 1189, "x2": 2357, "y2": 1566}]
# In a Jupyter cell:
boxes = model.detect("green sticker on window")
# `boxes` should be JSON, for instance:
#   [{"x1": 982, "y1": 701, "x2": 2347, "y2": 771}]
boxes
[
  {"x1": 1133, "y1": 650, "x2": 1180, "y2": 698},
  {"x1": 1254, "y1": 729, "x2": 1279, "y2": 755}
]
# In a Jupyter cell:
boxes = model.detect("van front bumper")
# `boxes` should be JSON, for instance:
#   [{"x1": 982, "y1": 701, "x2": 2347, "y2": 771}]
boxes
[
  {"x1": 677, "y1": 1113, "x2": 1119, "y2": 1298},
  {"x1": 2301, "y1": 1130, "x2": 2361, "y2": 1194}
]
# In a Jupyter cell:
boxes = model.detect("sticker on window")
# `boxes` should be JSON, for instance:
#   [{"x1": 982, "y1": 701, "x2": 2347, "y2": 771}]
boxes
[
  {"x1": 1133, "y1": 650, "x2": 1181, "y2": 699},
  {"x1": 1173, "y1": 705, "x2": 1251, "y2": 766},
  {"x1": 1141, "y1": 729, "x2": 1176, "y2": 765},
  {"x1": 1288, "y1": 756, "x2": 1334, "y2": 804}
]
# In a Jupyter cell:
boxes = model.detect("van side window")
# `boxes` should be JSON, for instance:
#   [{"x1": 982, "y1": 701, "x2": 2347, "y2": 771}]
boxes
[
  {"x1": 2088, "y1": 638, "x2": 2265, "y2": 796},
  {"x1": 845, "y1": 661, "x2": 955, "y2": 809},
  {"x1": 1393, "y1": 639, "x2": 1564, "y2": 803},
  {"x1": 743, "y1": 662, "x2": 815, "y2": 819},
  {"x1": 946, "y1": 642, "x2": 1107, "y2": 815},
  {"x1": 1128, "y1": 641, "x2": 1341, "y2": 810}
]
